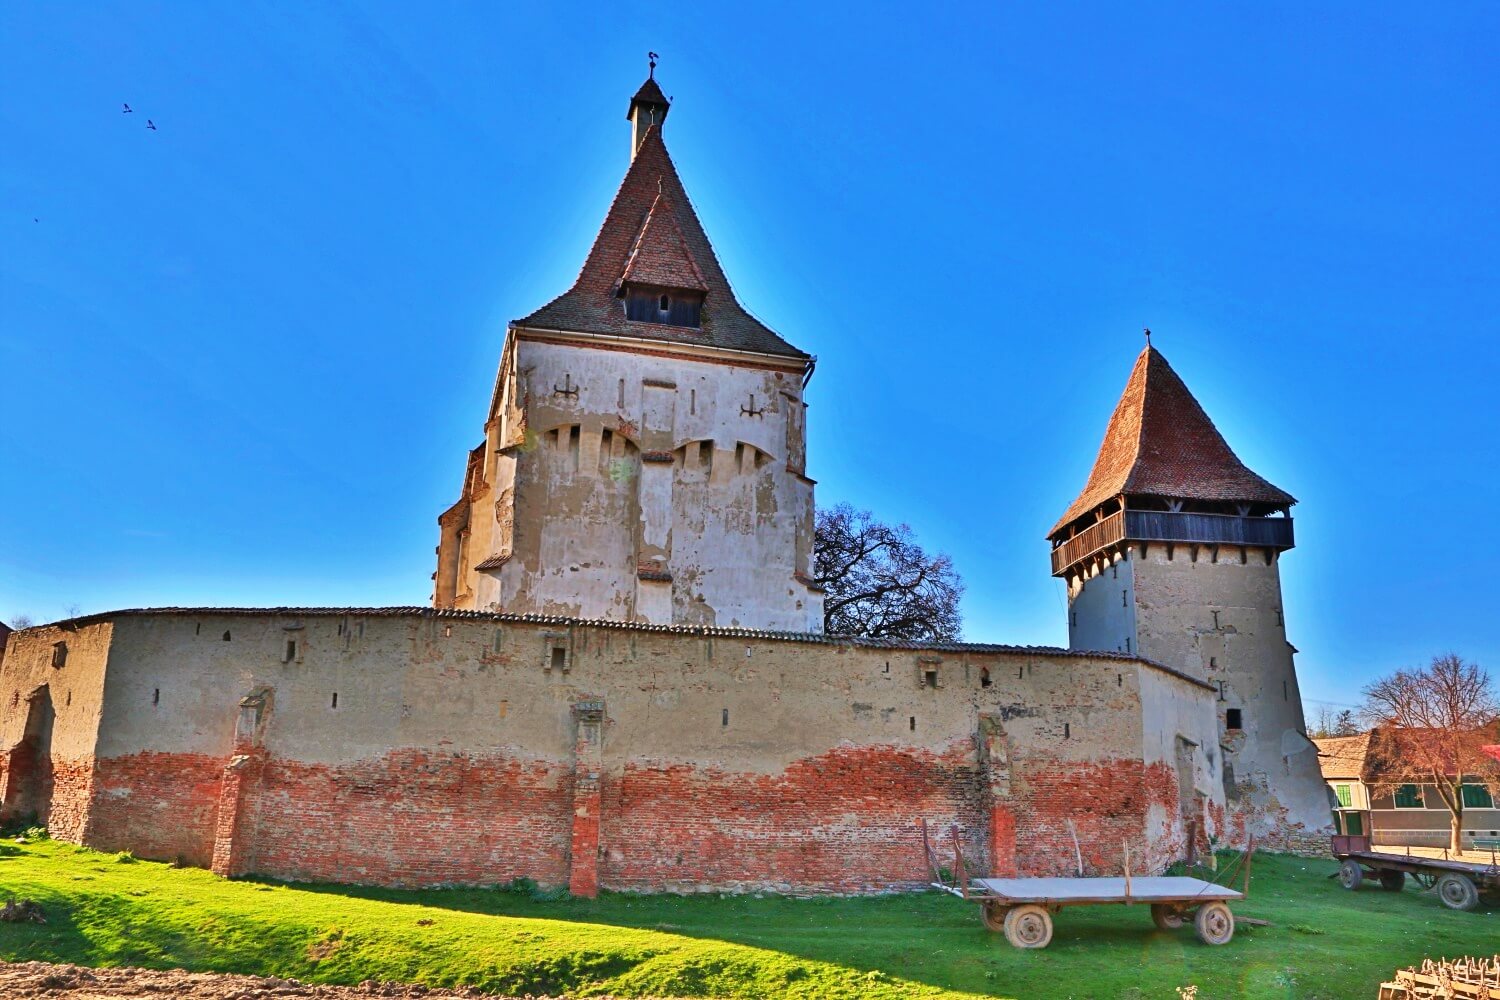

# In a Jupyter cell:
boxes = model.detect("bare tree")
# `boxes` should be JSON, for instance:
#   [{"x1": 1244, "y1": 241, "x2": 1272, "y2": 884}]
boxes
[
  {"x1": 1309, "y1": 705, "x2": 1359, "y2": 739},
  {"x1": 7, "y1": 615, "x2": 33, "y2": 630},
  {"x1": 814, "y1": 503, "x2": 963, "y2": 640},
  {"x1": 1361, "y1": 654, "x2": 1500, "y2": 853}
]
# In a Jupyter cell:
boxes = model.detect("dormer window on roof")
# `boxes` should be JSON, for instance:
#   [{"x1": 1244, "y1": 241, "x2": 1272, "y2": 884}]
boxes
[
  {"x1": 623, "y1": 284, "x2": 702, "y2": 327},
  {"x1": 511, "y1": 68, "x2": 810, "y2": 361}
]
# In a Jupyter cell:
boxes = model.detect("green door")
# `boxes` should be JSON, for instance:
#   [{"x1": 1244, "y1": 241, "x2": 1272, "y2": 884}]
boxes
[{"x1": 1344, "y1": 811, "x2": 1363, "y2": 836}]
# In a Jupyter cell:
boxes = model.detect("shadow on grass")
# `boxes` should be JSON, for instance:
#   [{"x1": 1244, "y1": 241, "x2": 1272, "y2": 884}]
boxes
[{"x1": 239, "y1": 853, "x2": 1500, "y2": 999}]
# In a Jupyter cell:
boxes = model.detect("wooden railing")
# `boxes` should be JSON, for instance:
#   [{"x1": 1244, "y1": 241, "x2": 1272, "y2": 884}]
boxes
[
  {"x1": 1051, "y1": 509, "x2": 1294, "y2": 575},
  {"x1": 1050, "y1": 511, "x2": 1126, "y2": 576}
]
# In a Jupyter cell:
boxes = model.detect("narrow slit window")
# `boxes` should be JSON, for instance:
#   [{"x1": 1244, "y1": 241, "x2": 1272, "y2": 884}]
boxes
[
  {"x1": 550, "y1": 646, "x2": 566, "y2": 672},
  {"x1": 152, "y1": 688, "x2": 160, "y2": 707},
  {"x1": 284, "y1": 639, "x2": 297, "y2": 662},
  {"x1": 51, "y1": 642, "x2": 68, "y2": 668},
  {"x1": 1064, "y1": 723, "x2": 1071, "y2": 739},
  {"x1": 659, "y1": 293, "x2": 670, "y2": 312},
  {"x1": 909, "y1": 716, "x2": 916, "y2": 732},
  {"x1": 331, "y1": 692, "x2": 339, "y2": 709},
  {"x1": 980, "y1": 668, "x2": 991, "y2": 688},
  {"x1": 721, "y1": 708, "x2": 729, "y2": 727}
]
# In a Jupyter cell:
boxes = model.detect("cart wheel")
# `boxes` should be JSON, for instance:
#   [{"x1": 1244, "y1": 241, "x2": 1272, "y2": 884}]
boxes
[
  {"x1": 1436, "y1": 873, "x2": 1479, "y2": 911},
  {"x1": 1194, "y1": 901, "x2": 1235, "y2": 945},
  {"x1": 981, "y1": 902, "x2": 1010, "y2": 932},
  {"x1": 1338, "y1": 859, "x2": 1364, "y2": 890},
  {"x1": 1002, "y1": 904, "x2": 1053, "y2": 949},
  {"x1": 1378, "y1": 870, "x2": 1405, "y2": 892},
  {"x1": 1150, "y1": 903, "x2": 1184, "y2": 930}
]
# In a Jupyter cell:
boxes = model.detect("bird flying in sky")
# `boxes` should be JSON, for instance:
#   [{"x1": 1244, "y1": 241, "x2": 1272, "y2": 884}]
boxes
[
  {"x1": 122, "y1": 103, "x2": 133, "y2": 113},
  {"x1": 146, "y1": 120, "x2": 158, "y2": 131}
]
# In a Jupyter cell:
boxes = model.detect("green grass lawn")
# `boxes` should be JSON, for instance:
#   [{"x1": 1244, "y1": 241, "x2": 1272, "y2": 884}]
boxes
[{"x1": 0, "y1": 840, "x2": 1494, "y2": 999}]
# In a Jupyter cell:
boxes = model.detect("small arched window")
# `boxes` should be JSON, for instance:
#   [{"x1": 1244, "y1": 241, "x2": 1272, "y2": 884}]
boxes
[{"x1": 658, "y1": 294, "x2": 670, "y2": 313}]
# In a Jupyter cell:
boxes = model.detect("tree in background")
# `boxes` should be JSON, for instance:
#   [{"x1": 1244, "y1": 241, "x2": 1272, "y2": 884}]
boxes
[
  {"x1": 814, "y1": 503, "x2": 963, "y2": 641},
  {"x1": 1361, "y1": 654, "x2": 1499, "y2": 853},
  {"x1": 7, "y1": 615, "x2": 33, "y2": 630},
  {"x1": 1309, "y1": 705, "x2": 1360, "y2": 738}
]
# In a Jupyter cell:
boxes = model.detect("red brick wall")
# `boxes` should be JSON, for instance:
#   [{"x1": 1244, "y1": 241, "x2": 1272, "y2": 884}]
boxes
[
  {"x1": 1008, "y1": 757, "x2": 1184, "y2": 875},
  {"x1": 242, "y1": 749, "x2": 573, "y2": 887},
  {"x1": 76, "y1": 744, "x2": 1186, "y2": 891},
  {"x1": 89, "y1": 752, "x2": 225, "y2": 865},
  {"x1": 599, "y1": 742, "x2": 989, "y2": 893}
]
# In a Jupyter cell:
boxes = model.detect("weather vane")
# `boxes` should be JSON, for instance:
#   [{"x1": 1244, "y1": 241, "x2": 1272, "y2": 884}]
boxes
[
  {"x1": 1143, "y1": 327, "x2": 1152, "y2": 347},
  {"x1": 648, "y1": 51, "x2": 659, "y2": 78}
]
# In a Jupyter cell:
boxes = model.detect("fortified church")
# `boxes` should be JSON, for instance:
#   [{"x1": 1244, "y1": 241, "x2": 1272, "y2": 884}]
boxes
[{"x1": 0, "y1": 69, "x2": 1330, "y2": 895}]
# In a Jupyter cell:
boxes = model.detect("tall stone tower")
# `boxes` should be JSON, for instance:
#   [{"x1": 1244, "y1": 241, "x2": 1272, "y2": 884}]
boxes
[
  {"x1": 1048, "y1": 344, "x2": 1330, "y2": 847},
  {"x1": 434, "y1": 70, "x2": 823, "y2": 632}
]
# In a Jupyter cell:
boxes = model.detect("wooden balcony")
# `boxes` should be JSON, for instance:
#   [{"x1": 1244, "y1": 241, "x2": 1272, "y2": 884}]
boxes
[{"x1": 1051, "y1": 509, "x2": 1294, "y2": 576}]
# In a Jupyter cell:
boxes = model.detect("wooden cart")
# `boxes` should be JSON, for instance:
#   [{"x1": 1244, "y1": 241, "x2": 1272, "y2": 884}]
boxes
[
  {"x1": 1332, "y1": 834, "x2": 1500, "y2": 911},
  {"x1": 921, "y1": 821, "x2": 1248, "y2": 949}
]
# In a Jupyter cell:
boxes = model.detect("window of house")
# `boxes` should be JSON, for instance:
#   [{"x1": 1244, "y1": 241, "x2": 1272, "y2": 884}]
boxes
[
  {"x1": 1335, "y1": 783, "x2": 1352, "y2": 808},
  {"x1": 1461, "y1": 783, "x2": 1495, "y2": 809},
  {"x1": 1225, "y1": 708, "x2": 1243, "y2": 731},
  {"x1": 1393, "y1": 784, "x2": 1424, "y2": 808},
  {"x1": 659, "y1": 293, "x2": 670, "y2": 313},
  {"x1": 51, "y1": 642, "x2": 68, "y2": 668}
]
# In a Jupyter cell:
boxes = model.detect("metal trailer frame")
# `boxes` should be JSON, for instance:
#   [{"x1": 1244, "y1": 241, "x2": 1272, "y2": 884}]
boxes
[
  {"x1": 1331, "y1": 834, "x2": 1500, "y2": 911},
  {"x1": 920, "y1": 821, "x2": 1251, "y2": 949}
]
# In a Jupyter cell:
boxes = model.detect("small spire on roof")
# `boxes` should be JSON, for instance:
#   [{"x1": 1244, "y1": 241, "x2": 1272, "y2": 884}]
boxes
[
  {"x1": 648, "y1": 51, "x2": 659, "y2": 79},
  {"x1": 1143, "y1": 327, "x2": 1152, "y2": 347}
]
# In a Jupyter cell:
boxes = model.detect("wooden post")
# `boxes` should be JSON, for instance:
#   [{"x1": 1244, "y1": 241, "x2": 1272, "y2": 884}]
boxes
[
  {"x1": 950, "y1": 825, "x2": 969, "y2": 900},
  {"x1": 1123, "y1": 842, "x2": 1132, "y2": 902},
  {"x1": 1242, "y1": 837, "x2": 1255, "y2": 898}
]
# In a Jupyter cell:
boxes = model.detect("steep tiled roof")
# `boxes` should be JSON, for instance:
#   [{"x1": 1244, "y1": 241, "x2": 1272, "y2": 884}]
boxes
[
  {"x1": 629, "y1": 77, "x2": 669, "y2": 112},
  {"x1": 1313, "y1": 732, "x2": 1371, "y2": 780},
  {"x1": 619, "y1": 193, "x2": 707, "y2": 291},
  {"x1": 1050, "y1": 346, "x2": 1295, "y2": 536},
  {"x1": 514, "y1": 124, "x2": 808, "y2": 360}
]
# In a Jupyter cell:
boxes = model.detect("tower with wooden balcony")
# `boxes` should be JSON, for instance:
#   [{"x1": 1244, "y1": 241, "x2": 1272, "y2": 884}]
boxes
[{"x1": 1049, "y1": 344, "x2": 1331, "y2": 847}]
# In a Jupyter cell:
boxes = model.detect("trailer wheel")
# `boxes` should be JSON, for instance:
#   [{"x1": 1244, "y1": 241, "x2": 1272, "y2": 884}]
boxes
[
  {"x1": 1194, "y1": 901, "x2": 1235, "y2": 945},
  {"x1": 1379, "y1": 870, "x2": 1405, "y2": 892},
  {"x1": 1151, "y1": 903, "x2": 1184, "y2": 930},
  {"x1": 981, "y1": 902, "x2": 1010, "y2": 932},
  {"x1": 1338, "y1": 859, "x2": 1364, "y2": 890},
  {"x1": 1002, "y1": 904, "x2": 1053, "y2": 949},
  {"x1": 1436, "y1": 873, "x2": 1480, "y2": 911}
]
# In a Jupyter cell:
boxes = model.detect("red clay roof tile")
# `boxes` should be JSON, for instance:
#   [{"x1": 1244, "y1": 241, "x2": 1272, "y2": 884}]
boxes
[
  {"x1": 515, "y1": 122, "x2": 807, "y2": 361},
  {"x1": 1049, "y1": 346, "x2": 1295, "y2": 536},
  {"x1": 620, "y1": 192, "x2": 707, "y2": 292}
]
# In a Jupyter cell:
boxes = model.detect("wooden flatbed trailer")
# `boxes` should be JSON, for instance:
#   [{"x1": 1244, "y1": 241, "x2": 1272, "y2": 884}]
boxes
[
  {"x1": 1332, "y1": 834, "x2": 1500, "y2": 911},
  {"x1": 921, "y1": 821, "x2": 1249, "y2": 949}
]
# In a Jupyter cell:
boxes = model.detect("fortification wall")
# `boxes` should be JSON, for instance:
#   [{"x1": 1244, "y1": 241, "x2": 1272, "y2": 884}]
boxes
[
  {"x1": 0, "y1": 622, "x2": 112, "y2": 841},
  {"x1": 1, "y1": 610, "x2": 1221, "y2": 893},
  {"x1": 1129, "y1": 546, "x2": 1332, "y2": 844}
]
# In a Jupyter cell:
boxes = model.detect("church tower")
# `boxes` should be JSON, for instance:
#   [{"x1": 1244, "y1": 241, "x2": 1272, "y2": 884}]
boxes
[
  {"x1": 1048, "y1": 344, "x2": 1330, "y2": 846},
  {"x1": 434, "y1": 68, "x2": 823, "y2": 632}
]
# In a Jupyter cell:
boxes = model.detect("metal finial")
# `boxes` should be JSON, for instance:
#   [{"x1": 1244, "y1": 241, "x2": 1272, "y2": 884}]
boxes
[
  {"x1": 1143, "y1": 327, "x2": 1152, "y2": 347},
  {"x1": 648, "y1": 51, "x2": 659, "y2": 78}
]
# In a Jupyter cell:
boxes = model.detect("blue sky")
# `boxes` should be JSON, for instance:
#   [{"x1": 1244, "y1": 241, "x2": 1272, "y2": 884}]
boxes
[{"x1": 2, "y1": 3, "x2": 1496, "y2": 715}]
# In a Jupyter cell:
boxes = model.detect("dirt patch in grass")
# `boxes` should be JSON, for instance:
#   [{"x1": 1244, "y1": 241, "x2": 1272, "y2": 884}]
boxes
[{"x1": 0, "y1": 960, "x2": 608, "y2": 999}]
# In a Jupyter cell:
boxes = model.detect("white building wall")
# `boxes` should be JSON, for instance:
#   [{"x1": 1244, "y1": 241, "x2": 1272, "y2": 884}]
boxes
[{"x1": 454, "y1": 333, "x2": 822, "y2": 632}]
